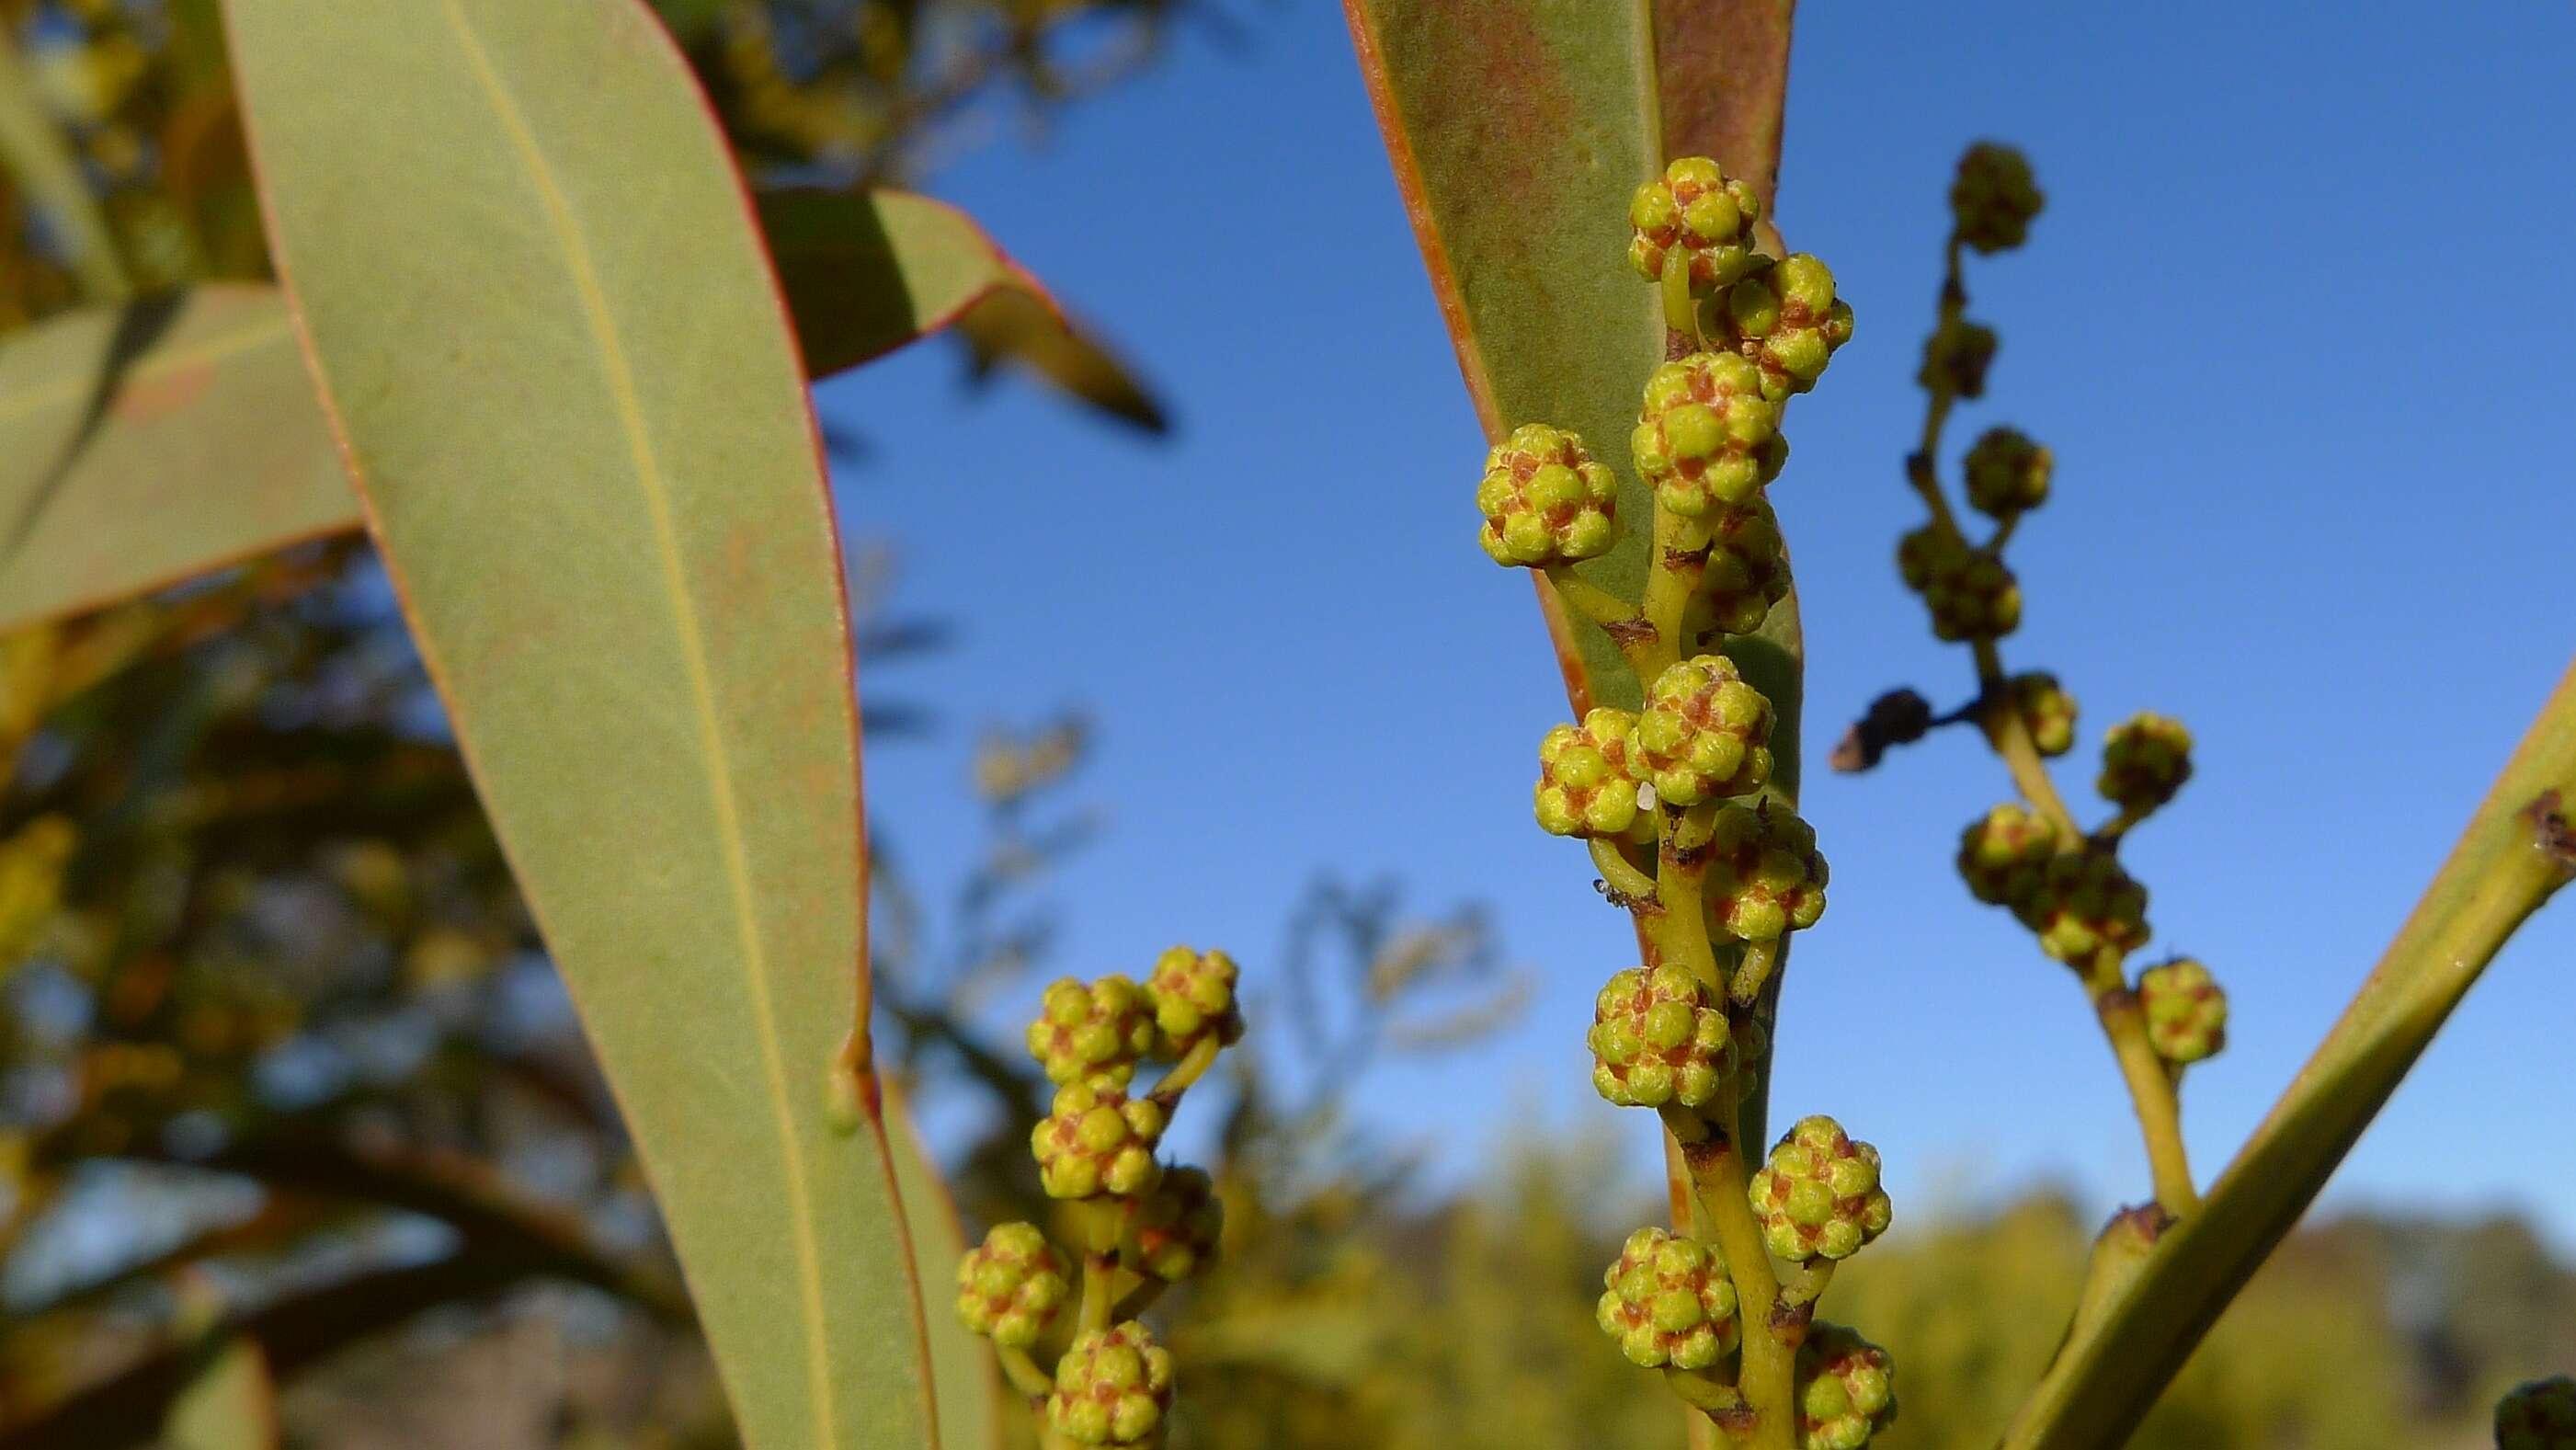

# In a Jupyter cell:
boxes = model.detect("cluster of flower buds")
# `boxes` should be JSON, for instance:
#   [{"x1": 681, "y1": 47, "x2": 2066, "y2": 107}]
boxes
[
  {"x1": 2497, "y1": 1376, "x2": 2576, "y2": 1450},
  {"x1": 1950, "y1": 143, "x2": 2046, "y2": 254},
  {"x1": 1476, "y1": 423, "x2": 1621, "y2": 567},
  {"x1": 2009, "y1": 672, "x2": 2078, "y2": 758},
  {"x1": 1748, "y1": 1115, "x2": 1893, "y2": 1263},
  {"x1": 2137, "y1": 957, "x2": 2228, "y2": 1065},
  {"x1": 2099, "y1": 713, "x2": 2194, "y2": 815},
  {"x1": 1898, "y1": 526, "x2": 2021, "y2": 642},
  {"x1": 1596, "y1": 1227, "x2": 1742, "y2": 1371},
  {"x1": 1589, "y1": 964, "x2": 1740, "y2": 1110},
  {"x1": 1797, "y1": 1324, "x2": 1900, "y2": 1449},
  {"x1": 1963, "y1": 427, "x2": 2051, "y2": 519},
  {"x1": 963, "y1": 951, "x2": 1246, "y2": 1446}
]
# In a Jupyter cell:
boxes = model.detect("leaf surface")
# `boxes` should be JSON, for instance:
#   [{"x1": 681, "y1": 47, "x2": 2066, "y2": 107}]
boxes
[
  {"x1": 222, "y1": 1, "x2": 935, "y2": 1444},
  {"x1": 0, "y1": 288, "x2": 345, "y2": 633},
  {"x1": 0, "y1": 193, "x2": 1155, "y2": 631},
  {"x1": 886, "y1": 1086, "x2": 1006, "y2": 1450}
]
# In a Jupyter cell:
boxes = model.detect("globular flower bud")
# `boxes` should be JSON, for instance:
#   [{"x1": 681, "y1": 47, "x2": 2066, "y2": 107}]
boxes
[
  {"x1": 2137, "y1": 957, "x2": 2227, "y2": 1065},
  {"x1": 1047, "y1": 1322, "x2": 1175, "y2": 1448},
  {"x1": 2098, "y1": 713, "x2": 2193, "y2": 814},
  {"x1": 1796, "y1": 1323, "x2": 1898, "y2": 1449},
  {"x1": 2497, "y1": 1376, "x2": 2576, "y2": 1450},
  {"x1": 1748, "y1": 1115, "x2": 1892, "y2": 1262},
  {"x1": 1595, "y1": 1227, "x2": 1741, "y2": 1371},
  {"x1": 1704, "y1": 803, "x2": 1827, "y2": 941},
  {"x1": 1717, "y1": 254, "x2": 1856, "y2": 402},
  {"x1": 1032, "y1": 1079, "x2": 1167, "y2": 1200},
  {"x1": 1589, "y1": 965, "x2": 1738, "y2": 1110},
  {"x1": 1678, "y1": 503, "x2": 1791, "y2": 640},
  {"x1": 2013, "y1": 849, "x2": 2150, "y2": 964},
  {"x1": 1636, "y1": 655, "x2": 1774, "y2": 806},
  {"x1": 1027, "y1": 976, "x2": 1157, "y2": 1087},
  {"x1": 954, "y1": 1222, "x2": 1069, "y2": 1348},
  {"x1": 1476, "y1": 423, "x2": 1620, "y2": 567},
  {"x1": 1632, "y1": 351, "x2": 1784, "y2": 517},
  {"x1": 1628, "y1": 156, "x2": 1765, "y2": 293},
  {"x1": 1918, "y1": 317, "x2": 1997, "y2": 400},
  {"x1": 1143, "y1": 945, "x2": 1242, "y2": 1053},
  {"x1": 1535, "y1": 709, "x2": 1653, "y2": 841},
  {"x1": 1134, "y1": 1164, "x2": 1223, "y2": 1282},
  {"x1": 1956, "y1": 804, "x2": 2061, "y2": 908},
  {"x1": 1963, "y1": 427, "x2": 2051, "y2": 519},
  {"x1": 1950, "y1": 143, "x2": 2044, "y2": 254},
  {"x1": 2011, "y1": 672, "x2": 2078, "y2": 758},
  {"x1": 1897, "y1": 526, "x2": 2021, "y2": 642}
]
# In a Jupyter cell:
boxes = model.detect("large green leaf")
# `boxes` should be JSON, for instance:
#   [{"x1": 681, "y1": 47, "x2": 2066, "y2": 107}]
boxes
[
  {"x1": 0, "y1": 200, "x2": 1155, "y2": 634},
  {"x1": 2004, "y1": 656, "x2": 2576, "y2": 1449},
  {"x1": 1337, "y1": 0, "x2": 1800, "y2": 760},
  {"x1": 222, "y1": 2, "x2": 935, "y2": 1446},
  {"x1": 0, "y1": 287, "x2": 347, "y2": 634},
  {"x1": 887, "y1": 1086, "x2": 1006, "y2": 1450}
]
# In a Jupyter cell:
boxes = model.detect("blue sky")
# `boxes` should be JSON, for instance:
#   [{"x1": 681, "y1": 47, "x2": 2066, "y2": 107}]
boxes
[{"x1": 824, "y1": 0, "x2": 2576, "y2": 1239}]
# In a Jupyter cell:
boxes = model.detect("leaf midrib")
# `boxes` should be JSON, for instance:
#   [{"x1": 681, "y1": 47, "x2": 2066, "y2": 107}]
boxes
[
  {"x1": 427, "y1": 4, "x2": 841, "y2": 1444},
  {"x1": 0, "y1": 311, "x2": 294, "y2": 428}
]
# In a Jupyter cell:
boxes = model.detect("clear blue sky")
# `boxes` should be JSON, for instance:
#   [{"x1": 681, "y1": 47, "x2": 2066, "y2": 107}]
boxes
[{"x1": 823, "y1": 0, "x2": 2576, "y2": 1239}]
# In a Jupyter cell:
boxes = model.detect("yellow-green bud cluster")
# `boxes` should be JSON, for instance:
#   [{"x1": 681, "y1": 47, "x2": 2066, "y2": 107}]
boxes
[
  {"x1": 2011, "y1": 672, "x2": 2078, "y2": 758},
  {"x1": 2137, "y1": 957, "x2": 2227, "y2": 1065},
  {"x1": 1919, "y1": 316, "x2": 1997, "y2": 400},
  {"x1": 2098, "y1": 713, "x2": 2193, "y2": 814},
  {"x1": 1134, "y1": 1164, "x2": 1223, "y2": 1282},
  {"x1": 1589, "y1": 964, "x2": 1738, "y2": 1110},
  {"x1": 1796, "y1": 1323, "x2": 1898, "y2": 1449},
  {"x1": 1047, "y1": 1322, "x2": 1175, "y2": 1448},
  {"x1": 1898, "y1": 526, "x2": 2021, "y2": 642},
  {"x1": 1632, "y1": 351, "x2": 1785, "y2": 517},
  {"x1": 1636, "y1": 655, "x2": 1774, "y2": 806},
  {"x1": 1028, "y1": 975, "x2": 1157, "y2": 1086},
  {"x1": 2013, "y1": 849, "x2": 2150, "y2": 964},
  {"x1": 1144, "y1": 945, "x2": 1242, "y2": 1053},
  {"x1": 1963, "y1": 426, "x2": 2051, "y2": 519},
  {"x1": 1595, "y1": 1226, "x2": 1741, "y2": 1371},
  {"x1": 1950, "y1": 143, "x2": 2045, "y2": 255},
  {"x1": 955, "y1": 1222, "x2": 1069, "y2": 1348},
  {"x1": 1956, "y1": 804, "x2": 2061, "y2": 908},
  {"x1": 1535, "y1": 708, "x2": 1651, "y2": 840},
  {"x1": 1679, "y1": 503, "x2": 1792, "y2": 640},
  {"x1": 1628, "y1": 156, "x2": 1765, "y2": 293},
  {"x1": 1715, "y1": 254, "x2": 1856, "y2": 402},
  {"x1": 2497, "y1": 1376, "x2": 2576, "y2": 1450},
  {"x1": 1032, "y1": 1079, "x2": 1167, "y2": 1200},
  {"x1": 1704, "y1": 803, "x2": 1828, "y2": 941},
  {"x1": 1476, "y1": 423, "x2": 1620, "y2": 567},
  {"x1": 1748, "y1": 1115, "x2": 1892, "y2": 1262}
]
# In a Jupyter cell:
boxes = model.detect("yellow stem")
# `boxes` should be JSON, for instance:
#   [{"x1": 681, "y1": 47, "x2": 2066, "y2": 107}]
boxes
[
  {"x1": 1590, "y1": 836, "x2": 1659, "y2": 903},
  {"x1": 1683, "y1": 1103, "x2": 1795, "y2": 1450},
  {"x1": 1727, "y1": 938, "x2": 1779, "y2": 1009}
]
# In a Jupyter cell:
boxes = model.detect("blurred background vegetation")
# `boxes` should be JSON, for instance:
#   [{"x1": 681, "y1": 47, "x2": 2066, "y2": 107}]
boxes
[{"x1": 0, "y1": 1, "x2": 2567, "y2": 1446}]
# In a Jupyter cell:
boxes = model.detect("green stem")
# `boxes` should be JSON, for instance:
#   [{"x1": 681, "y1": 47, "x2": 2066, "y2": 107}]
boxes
[
  {"x1": 1146, "y1": 1033, "x2": 1221, "y2": 1111},
  {"x1": 1683, "y1": 1109, "x2": 1795, "y2": 1450},
  {"x1": 2081, "y1": 949, "x2": 2198, "y2": 1214},
  {"x1": 1649, "y1": 805, "x2": 1720, "y2": 991},
  {"x1": 1590, "y1": 835, "x2": 1659, "y2": 903},
  {"x1": 1727, "y1": 938, "x2": 1779, "y2": 1010},
  {"x1": 1639, "y1": 508, "x2": 1703, "y2": 683},
  {"x1": 0, "y1": 22, "x2": 129, "y2": 300},
  {"x1": 1779, "y1": 1257, "x2": 1834, "y2": 1309},
  {"x1": 2002, "y1": 654, "x2": 2576, "y2": 1449},
  {"x1": 997, "y1": 1344, "x2": 1055, "y2": 1399}
]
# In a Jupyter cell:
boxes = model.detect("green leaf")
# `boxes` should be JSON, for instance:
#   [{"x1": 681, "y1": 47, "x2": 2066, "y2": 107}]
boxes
[
  {"x1": 1336, "y1": 1, "x2": 1801, "y2": 759},
  {"x1": 0, "y1": 189, "x2": 1157, "y2": 634},
  {"x1": 0, "y1": 287, "x2": 348, "y2": 634},
  {"x1": 886, "y1": 1085, "x2": 1007, "y2": 1450},
  {"x1": 2004, "y1": 656, "x2": 2576, "y2": 1449},
  {"x1": 161, "y1": 1336, "x2": 279, "y2": 1450},
  {"x1": 221, "y1": 2, "x2": 936, "y2": 1447},
  {"x1": 759, "y1": 188, "x2": 1165, "y2": 431}
]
